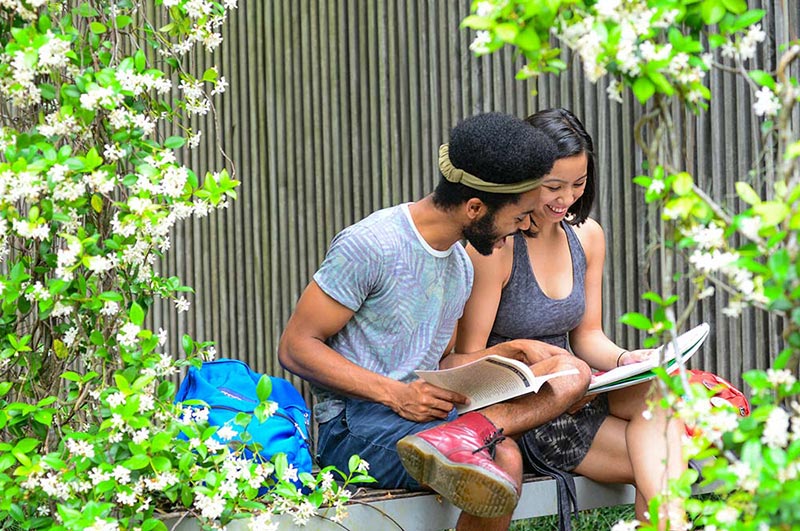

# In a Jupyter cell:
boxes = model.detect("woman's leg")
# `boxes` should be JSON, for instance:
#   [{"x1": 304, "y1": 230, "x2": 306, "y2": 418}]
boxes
[{"x1": 607, "y1": 381, "x2": 687, "y2": 526}]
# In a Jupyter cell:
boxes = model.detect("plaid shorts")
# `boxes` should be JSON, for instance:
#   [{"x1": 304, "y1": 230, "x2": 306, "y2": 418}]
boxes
[{"x1": 519, "y1": 393, "x2": 610, "y2": 472}]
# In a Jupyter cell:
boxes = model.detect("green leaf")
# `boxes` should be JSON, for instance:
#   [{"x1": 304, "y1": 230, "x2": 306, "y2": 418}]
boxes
[
  {"x1": 701, "y1": 0, "x2": 727, "y2": 24},
  {"x1": 672, "y1": 172, "x2": 694, "y2": 196},
  {"x1": 115, "y1": 15, "x2": 132, "y2": 28},
  {"x1": 134, "y1": 50, "x2": 146, "y2": 73},
  {"x1": 721, "y1": 0, "x2": 747, "y2": 13},
  {"x1": 515, "y1": 27, "x2": 541, "y2": 51},
  {"x1": 53, "y1": 339, "x2": 68, "y2": 359},
  {"x1": 632, "y1": 77, "x2": 655, "y2": 104},
  {"x1": 619, "y1": 312, "x2": 653, "y2": 331},
  {"x1": 460, "y1": 15, "x2": 493, "y2": 30},
  {"x1": 731, "y1": 9, "x2": 765, "y2": 30},
  {"x1": 494, "y1": 22, "x2": 518, "y2": 43},
  {"x1": 14, "y1": 438, "x2": 40, "y2": 454},
  {"x1": 201, "y1": 68, "x2": 218, "y2": 83},
  {"x1": 90, "y1": 21, "x2": 107, "y2": 34},
  {"x1": 164, "y1": 136, "x2": 185, "y2": 149},
  {"x1": 0, "y1": 381, "x2": 13, "y2": 397},
  {"x1": 753, "y1": 201, "x2": 789, "y2": 227},
  {"x1": 142, "y1": 519, "x2": 169, "y2": 531},
  {"x1": 735, "y1": 182, "x2": 762, "y2": 205},
  {"x1": 647, "y1": 71, "x2": 674, "y2": 96},
  {"x1": 39, "y1": 83, "x2": 57, "y2": 100},
  {"x1": 748, "y1": 70, "x2": 776, "y2": 90},
  {"x1": 91, "y1": 194, "x2": 103, "y2": 213},
  {"x1": 129, "y1": 301, "x2": 145, "y2": 326},
  {"x1": 256, "y1": 375, "x2": 273, "y2": 402},
  {"x1": 124, "y1": 454, "x2": 150, "y2": 470}
]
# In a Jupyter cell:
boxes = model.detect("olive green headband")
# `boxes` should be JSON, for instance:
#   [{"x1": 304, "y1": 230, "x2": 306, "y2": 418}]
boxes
[{"x1": 438, "y1": 144, "x2": 543, "y2": 194}]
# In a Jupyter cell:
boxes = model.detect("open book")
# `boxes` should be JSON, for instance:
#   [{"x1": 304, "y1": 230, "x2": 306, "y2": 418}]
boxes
[
  {"x1": 587, "y1": 322, "x2": 710, "y2": 395},
  {"x1": 416, "y1": 356, "x2": 580, "y2": 414}
]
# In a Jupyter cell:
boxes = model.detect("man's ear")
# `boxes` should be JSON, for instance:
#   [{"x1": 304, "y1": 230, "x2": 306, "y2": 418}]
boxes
[{"x1": 464, "y1": 198, "x2": 486, "y2": 221}]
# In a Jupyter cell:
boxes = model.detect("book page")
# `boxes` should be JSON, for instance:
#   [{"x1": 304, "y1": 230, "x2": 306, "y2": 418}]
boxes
[
  {"x1": 417, "y1": 355, "x2": 579, "y2": 413},
  {"x1": 587, "y1": 323, "x2": 709, "y2": 394}
]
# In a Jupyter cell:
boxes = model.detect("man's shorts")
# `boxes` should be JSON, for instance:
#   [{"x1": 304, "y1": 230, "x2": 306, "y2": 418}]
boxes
[{"x1": 316, "y1": 398, "x2": 458, "y2": 489}]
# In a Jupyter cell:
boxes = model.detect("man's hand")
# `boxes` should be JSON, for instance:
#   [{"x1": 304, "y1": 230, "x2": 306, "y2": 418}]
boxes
[
  {"x1": 388, "y1": 380, "x2": 468, "y2": 422},
  {"x1": 488, "y1": 338, "x2": 571, "y2": 365}
]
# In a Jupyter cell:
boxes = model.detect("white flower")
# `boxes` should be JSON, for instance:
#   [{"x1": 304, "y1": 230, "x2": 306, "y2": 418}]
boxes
[
  {"x1": 211, "y1": 76, "x2": 228, "y2": 96},
  {"x1": 594, "y1": 0, "x2": 622, "y2": 20},
  {"x1": 188, "y1": 131, "x2": 202, "y2": 149},
  {"x1": 157, "y1": 327, "x2": 168, "y2": 346},
  {"x1": 100, "y1": 301, "x2": 119, "y2": 316},
  {"x1": 248, "y1": 513, "x2": 278, "y2": 531},
  {"x1": 107, "y1": 391, "x2": 127, "y2": 408},
  {"x1": 116, "y1": 490, "x2": 137, "y2": 506},
  {"x1": 647, "y1": 179, "x2": 665, "y2": 194},
  {"x1": 51, "y1": 301, "x2": 73, "y2": 317},
  {"x1": 611, "y1": 520, "x2": 640, "y2": 531},
  {"x1": 282, "y1": 463, "x2": 299, "y2": 483},
  {"x1": 697, "y1": 286, "x2": 715, "y2": 300},
  {"x1": 66, "y1": 438, "x2": 95, "y2": 459},
  {"x1": 63, "y1": 326, "x2": 79, "y2": 346},
  {"x1": 739, "y1": 216, "x2": 761, "y2": 240},
  {"x1": 194, "y1": 492, "x2": 225, "y2": 520},
  {"x1": 216, "y1": 425, "x2": 237, "y2": 441},
  {"x1": 117, "y1": 322, "x2": 141, "y2": 348},
  {"x1": 606, "y1": 79, "x2": 623, "y2": 103},
  {"x1": 356, "y1": 459, "x2": 370, "y2": 474},
  {"x1": 138, "y1": 393, "x2": 155, "y2": 413},
  {"x1": 739, "y1": 24, "x2": 766, "y2": 61},
  {"x1": 753, "y1": 86, "x2": 780, "y2": 117},
  {"x1": 175, "y1": 297, "x2": 191, "y2": 313},
  {"x1": 112, "y1": 464, "x2": 131, "y2": 484},
  {"x1": 38, "y1": 32, "x2": 71, "y2": 69},
  {"x1": 85, "y1": 517, "x2": 119, "y2": 531},
  {"x1": 768, "y1": 369, "x2": 797, "y2": 387},
  {"x1": 722, "y1": 300, "x2": 744, "y2": 317},
  {"x1": 469, "y1": 31, "x2": 492, "y2": 54},
  {"x1": 716, "y1": 506, "x2": 739, "y2": 525},
  {"x1": 132, "y1": 428, "x2": 150, "y2": 444},
  {"x1": 761, "y1": 406, "x2": 790, "y2": 448}
]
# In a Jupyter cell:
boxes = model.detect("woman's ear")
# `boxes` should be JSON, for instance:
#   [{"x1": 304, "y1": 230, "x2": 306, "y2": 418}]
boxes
[{"x1": 464, "y1": 197, "x2": 486, "y2": 221}]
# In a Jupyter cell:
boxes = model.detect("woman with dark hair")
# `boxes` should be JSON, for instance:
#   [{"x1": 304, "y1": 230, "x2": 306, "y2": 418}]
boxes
[{"x1": 456, "y1": 108, "x2": 687, "y2": 527}]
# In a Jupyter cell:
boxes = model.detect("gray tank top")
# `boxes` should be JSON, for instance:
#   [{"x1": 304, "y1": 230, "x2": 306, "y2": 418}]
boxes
[{"x1": 487, "y1": 223, "x2": 586, "y2": 350}]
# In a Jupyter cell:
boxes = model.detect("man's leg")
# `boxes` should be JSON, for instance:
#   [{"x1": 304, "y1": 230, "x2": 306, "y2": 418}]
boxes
[
  {"x1": 482, "y1": 354, "x2": 590, "y2": 437},
  {"x1": 396, "y1": 411, "x2": 521, "y2": 518}
]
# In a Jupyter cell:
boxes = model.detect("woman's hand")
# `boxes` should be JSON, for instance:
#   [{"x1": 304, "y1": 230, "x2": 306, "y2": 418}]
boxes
[{"x1": 617, "y1": 348, "x2": 656, "y2": 366}]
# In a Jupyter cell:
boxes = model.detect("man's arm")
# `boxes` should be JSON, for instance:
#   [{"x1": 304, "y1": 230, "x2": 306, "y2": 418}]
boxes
[{"x1": 278, "y1": 281, "x2": 467, "y2": 421}]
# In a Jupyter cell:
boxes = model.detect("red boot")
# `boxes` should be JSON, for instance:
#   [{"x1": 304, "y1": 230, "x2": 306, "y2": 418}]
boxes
[{"x1": 396, "y1": 412, "x2": 519, "y2": 518}]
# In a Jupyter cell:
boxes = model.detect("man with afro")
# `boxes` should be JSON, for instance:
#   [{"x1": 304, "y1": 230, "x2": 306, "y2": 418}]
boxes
[{"x1": 279, "y1": 112, "x2": 590, "y2": 530}]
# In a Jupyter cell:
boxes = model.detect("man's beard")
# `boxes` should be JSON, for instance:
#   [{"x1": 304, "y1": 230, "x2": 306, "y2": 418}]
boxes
[{"x1": 463, "y1": 210, "x2": 506, "y2": 256}]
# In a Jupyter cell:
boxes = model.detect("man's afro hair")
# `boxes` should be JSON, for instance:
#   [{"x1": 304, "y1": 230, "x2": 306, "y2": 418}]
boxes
[{"x1": 448, "y1": 112, "x2": 557, "y2": 185}]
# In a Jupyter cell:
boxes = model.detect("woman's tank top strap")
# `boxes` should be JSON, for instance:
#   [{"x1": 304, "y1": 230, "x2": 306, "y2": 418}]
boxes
[{"x1": 487, "y1": 223, "x2": 587, "y2": 350}]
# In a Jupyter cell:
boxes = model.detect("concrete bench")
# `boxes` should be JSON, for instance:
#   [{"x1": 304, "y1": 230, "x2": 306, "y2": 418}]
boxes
[{"x1": 343, "y1": 473, "x2": 638, "y2": 530}]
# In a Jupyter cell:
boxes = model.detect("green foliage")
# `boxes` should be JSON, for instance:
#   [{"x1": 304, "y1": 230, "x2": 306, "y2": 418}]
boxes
[
  {"x1": 464, "y1": 1, "x2": 800, "y2": 529},
  {"x1": 0, "y1": 1, "x2": 371, "y2": 529}
]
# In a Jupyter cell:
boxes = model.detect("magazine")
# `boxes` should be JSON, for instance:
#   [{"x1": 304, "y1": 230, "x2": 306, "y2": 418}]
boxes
[
  {"x1": 586, "y1": 322, "x2": 710, "y2": 395},
  {"x1": 416, "y1": 355, "x2": 580, "y2": 414}
]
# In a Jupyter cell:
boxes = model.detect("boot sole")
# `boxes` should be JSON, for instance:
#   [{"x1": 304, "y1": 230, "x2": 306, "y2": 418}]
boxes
[{"x1": 396, "y1": 435, "x2": 519, "y2": 518}]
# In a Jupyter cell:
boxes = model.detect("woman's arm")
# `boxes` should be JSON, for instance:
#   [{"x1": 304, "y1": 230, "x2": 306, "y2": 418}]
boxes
[
  {"x1": 454, "y1": 242, "x2": 513, "y2": 354},
  {"x1": 569, "y1": 219, "x2": 649, "y2": 370}
]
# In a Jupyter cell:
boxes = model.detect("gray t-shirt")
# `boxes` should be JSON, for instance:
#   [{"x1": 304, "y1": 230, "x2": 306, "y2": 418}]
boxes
[{"x1": 312, "y1": 203, "x2": 473, "y2": 423}]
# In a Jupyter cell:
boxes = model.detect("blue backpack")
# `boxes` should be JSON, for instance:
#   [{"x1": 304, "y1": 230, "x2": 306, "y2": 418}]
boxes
[{"x1": 174, "y1": 358, "x2": 313, "y2": 476}]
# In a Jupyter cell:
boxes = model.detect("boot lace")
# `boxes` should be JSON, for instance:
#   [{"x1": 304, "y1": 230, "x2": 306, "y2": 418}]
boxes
[{"x1": 472, "y1": 428, "x2": 506, "y2": 459}]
